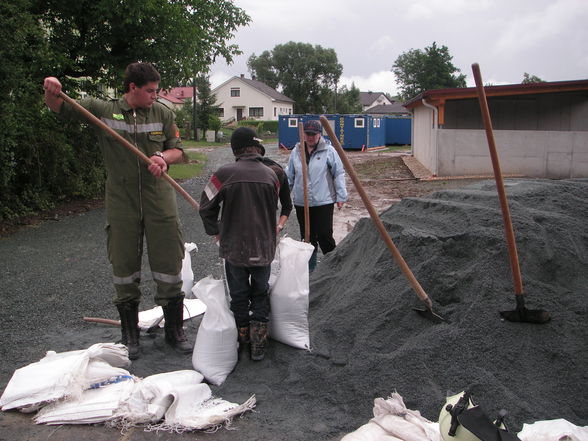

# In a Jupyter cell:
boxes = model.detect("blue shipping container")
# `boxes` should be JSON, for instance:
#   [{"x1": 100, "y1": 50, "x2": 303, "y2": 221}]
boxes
[{"x1": 384, "y1": 116, "x2": 412, "y2": 145}]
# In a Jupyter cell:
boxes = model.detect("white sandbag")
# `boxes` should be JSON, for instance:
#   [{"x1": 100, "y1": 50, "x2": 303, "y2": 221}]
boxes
[
  {"x1": 116, "y1": 370, "x2": 204, "y2": 424},
  {"x1": 371, "y1": 394, "x2": 441, "y2": 441},
  {"x1": 191, "y1": 276, "x2": 238, "y2": 386},
  {"x1": 137, "y1": 298, "x2": 206, "y2": 331},
  {"x1": 182, "y1": 242, "x2": 198, "y2": 298},
  {"x1": 517, "y1": 418, "x2": 588, "y2": 441},
  {"x1": 341, "y1": 392, "x2": 441, "y2": 441},
  {"x1": 341, "y1": 421, "x2": 403, "y2": 441},
  {"x1": 269, "y1": 237, "x2": 315, "y2": 350},
  {"x1": 34, "y1": 377, "x2": 136, "y2": 425},
  {"x1": 115, "y1": 370, "x2": 255, "y2": 431},
  {"x1": 162, "y1": 383, "x2": 256, "y2": 432},
  {"x1": 0, "y1": 343, "x2": 130, "y2": 412}
]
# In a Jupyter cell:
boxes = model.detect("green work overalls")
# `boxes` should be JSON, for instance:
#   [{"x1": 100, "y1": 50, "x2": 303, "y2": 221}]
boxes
[{"x1": 61, "y1": 97, "x2": 185, "y2": 306}]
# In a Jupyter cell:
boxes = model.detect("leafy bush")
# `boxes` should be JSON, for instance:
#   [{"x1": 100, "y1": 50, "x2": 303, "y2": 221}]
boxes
[{"x1": 237, "y1": 120, "x2": 278, "y2": 135}]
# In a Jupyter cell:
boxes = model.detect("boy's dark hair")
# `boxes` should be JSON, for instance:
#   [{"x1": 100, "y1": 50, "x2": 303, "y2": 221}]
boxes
[
  {"x1": 123, "y1": 62, "x2": 161, "y2": 92},
  {"x1": 233, "y1": 145, "x2": 264, "y2": 157}
]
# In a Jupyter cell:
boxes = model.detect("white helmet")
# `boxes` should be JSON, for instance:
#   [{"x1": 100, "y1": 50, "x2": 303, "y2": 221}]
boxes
[{"x1": 438, "y1": 391, "x2": 521, "y2": 441}]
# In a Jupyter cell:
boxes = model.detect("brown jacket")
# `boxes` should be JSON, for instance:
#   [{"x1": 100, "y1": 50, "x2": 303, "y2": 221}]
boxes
[{"x1": 199, "y1": 154, "x2": 280, "y2": 266}]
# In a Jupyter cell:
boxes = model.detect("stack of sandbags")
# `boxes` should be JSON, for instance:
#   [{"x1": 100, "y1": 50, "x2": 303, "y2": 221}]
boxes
[{"x1": 1, "y1": 344, "x2": 255, "y2": 432}]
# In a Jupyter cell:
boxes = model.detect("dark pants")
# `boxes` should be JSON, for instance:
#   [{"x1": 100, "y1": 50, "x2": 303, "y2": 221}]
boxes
[
  {"x1": 224, "y1": 260, "x2": 271, "y2": 328},
  {"x1": 295, "y1": 203, "x2": 336, "y2": 254}
]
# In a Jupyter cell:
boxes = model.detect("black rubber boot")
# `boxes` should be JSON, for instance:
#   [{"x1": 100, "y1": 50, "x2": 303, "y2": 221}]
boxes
[
  {"x1": 163, "y1": 297, "x2": 192, "y2": 354},
  {"x1": 250, "y1": 321, "x2": 268, "y2": 361},
  {"x1": 238, "y1": 326, "x2": 250, "y2": 360},
  {"x1": 116, "y1": 302, "x2": 140, "y2": 360},
  {"x1": 309, "y1": 249, "x2": 318, "y2": 272}
]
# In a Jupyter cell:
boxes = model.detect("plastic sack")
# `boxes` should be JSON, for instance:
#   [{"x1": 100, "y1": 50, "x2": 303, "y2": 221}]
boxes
[
  {"x1": 269, "y1": 237, "x2": 315, "y2": 350},
  {"x1": 341, "y1": 392, "x2": 441, "y2": 441},
  {"x1": 137, "y1": 298, "x2": 206, "y2": 331},
  {"x1": 182, "y1": 242, "x2": 198, "y2": 298},
  {"x1": 191, "y1": 276, "x2": 238, "y2": 386},
  {"x1": 34, "y1": 377, "x2": 136, "y2": 425},
  {"x1": 0, "y1": 343, "x2": 130, "y2": 412},
  {"x1": 517, "y1": 418, "x2": 588, "y2": 441},
  {"x1": 158, "y1": 382, "x2": 255, "y2": 431},
  {"x1": 116, "y1": 370, "x2": 204, "y2": 424}
]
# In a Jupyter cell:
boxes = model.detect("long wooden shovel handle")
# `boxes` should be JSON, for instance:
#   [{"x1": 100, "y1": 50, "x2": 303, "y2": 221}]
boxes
[
  {"x1": 83, "y1": 316, "x2": 120, "y2": 326},
  {"x1": 319, "y1": 116, "x2": 433, "y2": 309},
  {"x1": 58, "y1": 92, "x2": 199, "y2": 209},
  {"x1": 471, "y1": 64, "x2": 523, "y2": 295},
  {"x1": 298, "y1": 123, "x2": 311, "y2": 242}
]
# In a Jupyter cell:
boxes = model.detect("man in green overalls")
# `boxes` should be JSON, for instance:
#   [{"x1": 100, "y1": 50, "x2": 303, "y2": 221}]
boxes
[{"x1": 44, "y1": 63, "x2": 191, "y2": 359}]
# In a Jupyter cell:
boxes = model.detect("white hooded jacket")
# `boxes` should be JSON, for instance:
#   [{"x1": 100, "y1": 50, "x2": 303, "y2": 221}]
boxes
[{"x1": 285, "y1": 137, "x2": 347, "y2": 207}]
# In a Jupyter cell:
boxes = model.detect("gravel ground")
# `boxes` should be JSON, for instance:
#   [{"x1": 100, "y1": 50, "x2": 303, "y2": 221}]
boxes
[{"x1": 1, "y1": 144, "x2": 587, "y2": 441}]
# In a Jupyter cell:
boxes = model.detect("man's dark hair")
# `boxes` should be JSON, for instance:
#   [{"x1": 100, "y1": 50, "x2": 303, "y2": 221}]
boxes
[
  {"x1": 234, "y1": 146, "x2": 264, "y2": 156},
  {"x1": 123, "y1": 62, "x2": 161, "y2": 92}
]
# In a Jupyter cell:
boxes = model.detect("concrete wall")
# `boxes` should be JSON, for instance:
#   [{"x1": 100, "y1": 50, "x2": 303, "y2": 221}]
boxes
[
  {"x1": 412, "y1": 91, "x2": 588, "y2": 178},
  {"x1": 412, "y1": 106, "x2": 437, "y2": 174},
  {"x1": 436, "y1": 129, "x2": 588, "y2": 178}
]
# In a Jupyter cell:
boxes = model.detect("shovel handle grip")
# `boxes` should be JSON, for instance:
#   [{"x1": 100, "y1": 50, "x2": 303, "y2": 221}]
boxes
[
  {"x1": 58, "y1": 92, "x2": 199, "y2": 210},
  {"x1": 319, "y1": 116, "x2": 433, "y2": 309},
  {"x1": 298, "y1": 123, "x2": 311, "y2": 242}
]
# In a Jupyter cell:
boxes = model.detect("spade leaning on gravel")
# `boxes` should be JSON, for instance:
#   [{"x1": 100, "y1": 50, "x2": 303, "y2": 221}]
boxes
[
  {"x1": 43, "y1": 62, "x2": 192, "y2": 360},
  {"x1": 198, "y1": 127, "x2": 292, "y2": 361}
]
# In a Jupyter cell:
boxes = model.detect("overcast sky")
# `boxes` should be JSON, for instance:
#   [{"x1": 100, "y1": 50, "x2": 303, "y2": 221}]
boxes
[{"x1": 210, "y1": 0, "x2": 588, "y2": 97}]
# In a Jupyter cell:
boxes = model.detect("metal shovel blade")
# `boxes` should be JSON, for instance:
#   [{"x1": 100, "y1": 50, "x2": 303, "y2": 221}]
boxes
[
  {"x1": 500, "y1": 295, "x2": 551, "y2": 324},
  {"x1": 500, "y1": 308, "x2": 551, "y2": 324},
  {"x1": 413, "y1": 307, "x2": 447, "y2": 324}
]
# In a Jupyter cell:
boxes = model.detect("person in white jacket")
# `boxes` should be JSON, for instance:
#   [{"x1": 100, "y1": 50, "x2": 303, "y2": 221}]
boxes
[{"x1": 286, "y1": 120, "x2": 347, "y2": 270}]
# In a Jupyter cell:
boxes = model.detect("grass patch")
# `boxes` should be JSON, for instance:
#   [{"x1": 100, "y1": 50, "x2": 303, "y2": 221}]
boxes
[
  {"x1": 168, "y1": 150, "x2": 207, "y2": 180},
  {"x1": 182, "y1": 139, "x2": 228, "y2": 148}
]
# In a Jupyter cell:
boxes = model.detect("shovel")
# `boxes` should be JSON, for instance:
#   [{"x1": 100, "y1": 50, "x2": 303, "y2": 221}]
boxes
[
  {"x1": 298, "y1": 122, "x2": 311, "y2": 242},
  {"x1": 472, "y1": 63, "x2": 550, "y2": 324},
  {"x1": 318, "y1": 116, "x2": 445, "y2": 323},
  {"x1": 58, "y1": 91, "x2": 199, "y2": 210},
  {"x1": 83, "y1": 315, "x2": 164, "y2": 334}
]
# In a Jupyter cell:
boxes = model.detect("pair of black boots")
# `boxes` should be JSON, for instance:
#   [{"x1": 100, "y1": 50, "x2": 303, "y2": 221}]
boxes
[
  {"x1": 117, "y1": 297, "x2": 192, "y2": 360},
  {"x1": 238, "y1": 321, "x2": 268, "y2": 361}
]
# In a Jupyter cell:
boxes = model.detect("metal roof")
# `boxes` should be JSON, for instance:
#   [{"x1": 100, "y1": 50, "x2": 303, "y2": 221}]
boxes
[
  {"x1": 362, "y1": 103, "x2": 410, "y2": 115},
  {"x1": 403, "y1": 78, "x2": 588, "y2": 109},
  {"x1": 359, "y1": 91, "x2": 389, "y2": 106}
]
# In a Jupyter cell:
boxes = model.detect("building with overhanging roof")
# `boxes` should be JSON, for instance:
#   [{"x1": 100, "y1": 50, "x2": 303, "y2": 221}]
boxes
[{"x1": 403, "y1": 79, "x2": 588, "y2": 178}]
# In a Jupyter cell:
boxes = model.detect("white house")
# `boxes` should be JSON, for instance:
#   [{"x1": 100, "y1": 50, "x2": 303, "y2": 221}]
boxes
[
  {"x1": 213, "y1": 74, "x2": 294, "y2": 122},
  {"x1": 360, "y1": 91, "x2": 393, "y2": 111}
]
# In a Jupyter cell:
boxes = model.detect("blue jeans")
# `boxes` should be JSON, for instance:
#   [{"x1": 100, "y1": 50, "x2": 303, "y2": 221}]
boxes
[{"x1": 224, "y1": 261, "x2": 271, "y2": 328}]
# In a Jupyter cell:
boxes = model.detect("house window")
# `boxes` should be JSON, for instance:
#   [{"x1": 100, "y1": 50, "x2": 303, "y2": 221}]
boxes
[
  {"x1": 274, "y1": 107, "x2": 277, "y2": 117},
  {"x1": 217, "y1": 108, "x2": 224, "y2": 117},
  {"x1": 249, "y1": 107, "x2": 263, "y2": 117},
  {"x1": 373, "y1": 118, "x2": 380, "y2": 128},
  {"x1": 288, "y1": 118, "x2": 298, "y2": 128},
  {"x1": 354, "y1": 117, "x2": 365, "y2": 128},
  {"x1": 230, "y1": 88, "x2": 240, "y2": 97}
]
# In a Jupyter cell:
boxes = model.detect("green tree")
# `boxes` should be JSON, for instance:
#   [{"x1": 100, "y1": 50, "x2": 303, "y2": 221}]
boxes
[
  {"x1": 194, "y1": 75, "x2": 217, "y2": 140},
  {"x1": 247, "y1": 41, "x2": 343, "y2": 114},
  {"x1": 33, "y1": 0, "x2": 250, "y2": 92},
  {"x1": 0, "y1": 0, "x2": 250, "y2": 221},
  {"x1": 392, "y1": 42, "x2": 466, "y2": 100},
  {"x1": 208, "y1": 115, "x2": 222, "y2": 142},
  {"x1": 522, "y1": 72, "x2": 545, "y2": 84},
  {"x1": 331, "y1": 83, "x2": 362, "y2": 114}
]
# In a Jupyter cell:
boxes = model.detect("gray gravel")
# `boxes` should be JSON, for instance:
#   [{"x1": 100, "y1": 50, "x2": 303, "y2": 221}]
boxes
[{"x1": 1, "y1": 145, "x2": 587, "y2": 441}]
